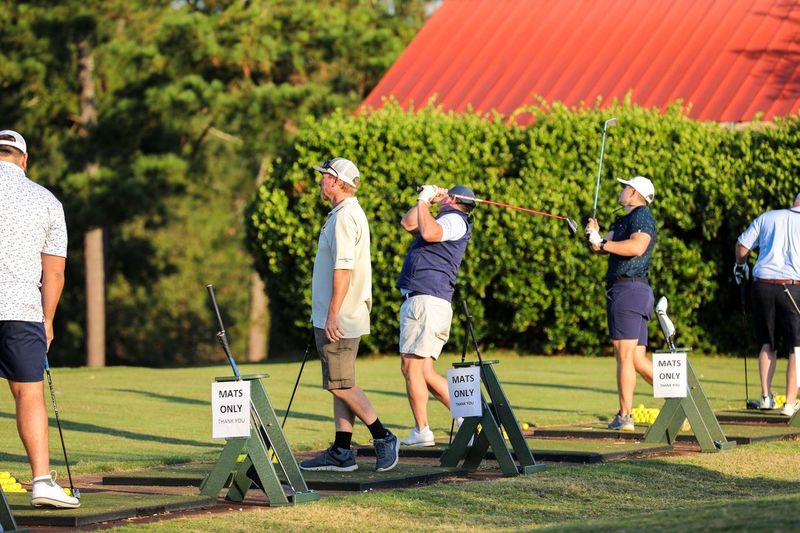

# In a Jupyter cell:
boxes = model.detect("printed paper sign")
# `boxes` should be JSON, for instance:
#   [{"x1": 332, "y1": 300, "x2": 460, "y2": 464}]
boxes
[
  {"x1": 653, "y1": 352, "x2": 688, "y2": 398},
  {"x1": 211, "y1": 381, "x2": 251, "y2": 439},
  {"x1": 447, "y1": 366, "x2": 482, "y2": 419}
]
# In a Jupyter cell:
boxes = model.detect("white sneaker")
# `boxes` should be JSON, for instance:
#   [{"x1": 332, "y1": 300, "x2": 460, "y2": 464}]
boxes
[
  {"x1": 780, "y1": 401, "x2": 799, "y2": 417},
  {"x1": 402, "y1": 425, "x2": 435, "y2": 447},
  {"x1": 759, "y1": 394, "x2": 775, "y2": 410},
  {"x1": 31, "y1": 473, "x2": 80, "y2": 509}
]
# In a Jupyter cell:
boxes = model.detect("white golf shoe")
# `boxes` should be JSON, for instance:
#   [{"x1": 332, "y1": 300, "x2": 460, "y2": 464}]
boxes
[
  {"x1": 780, "y1": 401, "x2": 799, "y2": 417},
  {"x1": 759, "y1": 394, "x2": 775, "y2": 410},
  {"x1": 402, "y1": 425, "x2": 435, "y2": 446},
  {"x1": 31, "y1": 473, "x2": 80, "y2": 508}
]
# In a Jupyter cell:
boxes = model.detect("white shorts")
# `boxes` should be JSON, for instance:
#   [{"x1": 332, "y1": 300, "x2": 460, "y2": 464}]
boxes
[{"x1": 399, "y1": 295, "x2": 453, "y2": 359}]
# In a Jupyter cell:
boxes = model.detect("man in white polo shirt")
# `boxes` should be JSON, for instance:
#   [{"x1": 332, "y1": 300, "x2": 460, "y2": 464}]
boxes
[
  {"x1": 0, "y1": 129, "x2": 79, "y2": 507},
  {"x1": 735, "y1": 192, "x2": 800, "y2": 416},
  {"x1": 299, "y1": 157, "x2": 399, "y2": 473}
]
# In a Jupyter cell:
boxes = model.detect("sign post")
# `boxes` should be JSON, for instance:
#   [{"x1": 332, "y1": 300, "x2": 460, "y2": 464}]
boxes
[
  {"x1": 644, "y1": 350, "x2": 735, "y2": 452},
  {"x1": 440, "y1": 360, "x2": 545, "y2": 476},
  {"x1": 200, "y1": 375, "x2": 319, "y2": 506}
]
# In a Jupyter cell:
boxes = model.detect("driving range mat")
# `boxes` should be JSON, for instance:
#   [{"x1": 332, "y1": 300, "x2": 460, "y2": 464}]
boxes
[
  {"x1": 104, "y1": 461, "x2": 465, "y2": 491},
  {"x1": 357, "y1": 439, "x2": 671, "y2": 463},
  {"x1": 6, "y1": 492, "x2": 215, "y2": 527},
  {"x1": 714, "y1": 409, "x2": 793, "y2": 424},
  {"x1": 529, "y1": 422, "x2": 800, "y2": 445}
]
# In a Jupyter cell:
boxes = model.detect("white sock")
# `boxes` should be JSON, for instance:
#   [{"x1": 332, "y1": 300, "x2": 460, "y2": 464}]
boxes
[{"x1": 33, "y1": 475, "x2": 52, "y2": 484}]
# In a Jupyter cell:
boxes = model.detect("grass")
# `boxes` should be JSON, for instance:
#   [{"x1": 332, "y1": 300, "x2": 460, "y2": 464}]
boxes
[{"x1": 1, "y1": 352, "x2": 798, "y2": 531}]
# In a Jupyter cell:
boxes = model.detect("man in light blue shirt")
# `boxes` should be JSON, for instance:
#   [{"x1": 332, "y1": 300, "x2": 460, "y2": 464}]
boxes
[{"x1": 735, "y1": 193, "x2": 800, "y2": 416}]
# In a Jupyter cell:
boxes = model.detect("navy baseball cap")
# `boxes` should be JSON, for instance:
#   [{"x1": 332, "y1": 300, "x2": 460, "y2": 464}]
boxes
[{"x1": 448, "y1": 185, "x2": 476, "y2": 206}]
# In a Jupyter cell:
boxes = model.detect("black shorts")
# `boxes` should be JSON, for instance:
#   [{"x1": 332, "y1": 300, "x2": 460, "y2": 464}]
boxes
[
  {"x1": 0, "y1": 321, "x2": 46, "y2": 382},
  {"x1": 751, "y1": 282, "x2": 800, "y2": 355}
]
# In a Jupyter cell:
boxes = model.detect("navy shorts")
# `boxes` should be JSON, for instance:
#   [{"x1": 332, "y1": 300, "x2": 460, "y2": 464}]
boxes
[
  {"x1": 751, "y1": 282, "x2": 800, "y2": 356},
  {"x1": 606, "y1": 281, "x2": 654, "y2": 346},
  {"x1": 0, "y1": 321, "x2": 46, "y2": 382}
]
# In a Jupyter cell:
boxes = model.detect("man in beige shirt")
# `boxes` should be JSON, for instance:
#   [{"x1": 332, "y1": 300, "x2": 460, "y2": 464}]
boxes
[{"x1": 300, "y1": 157, "x2": 399, "y2": 473}]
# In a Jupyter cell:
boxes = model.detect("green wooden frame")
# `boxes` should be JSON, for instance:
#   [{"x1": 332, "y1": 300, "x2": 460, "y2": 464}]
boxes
[
  {"x1": 200, "y1": 375, "x2": 319, "y2": 505},
  {"x1": 440, "y1": 361, "x2": 546, "y2": 476}
]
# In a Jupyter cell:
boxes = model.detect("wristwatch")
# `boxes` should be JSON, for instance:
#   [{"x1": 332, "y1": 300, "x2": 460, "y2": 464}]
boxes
[{"x1": 600, "y1": 239, "x2": 608, "y2": 251}]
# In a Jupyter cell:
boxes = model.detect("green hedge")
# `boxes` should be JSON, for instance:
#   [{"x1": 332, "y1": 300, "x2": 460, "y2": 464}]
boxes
[{"x1": 246, "y1": 101, "x2": 800, "y2": 355}]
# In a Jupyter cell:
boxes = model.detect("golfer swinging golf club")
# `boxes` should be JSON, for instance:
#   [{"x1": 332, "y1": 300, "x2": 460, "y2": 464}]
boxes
[
  {"x1": 734, "y1": 192, "x2": 800, "y2": 416},
  {"x1": 300, "y1": 157, "x2": 399, "y2": 472},
  {"x1": 584, "y1": 176, "x2": 657, "y2": 432},
  {"x1": 396, "y1": 184, "x2": 476, "y2": 446},
  {"x1": 0, "y1": 130, "x2": 79, "y2": 508}
]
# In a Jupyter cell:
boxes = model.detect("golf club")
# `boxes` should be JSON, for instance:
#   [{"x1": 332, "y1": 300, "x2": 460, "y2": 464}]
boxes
[
  {"x1": 282, "y1": 330, "x2": 315, "y2": 428},
  {"x1": 738, "y1": 282, "x2": 761, "y2": 410},
  {"x1": 206, "y1": 284, "x2": 240, "y2": 378},
  {"x1": 784, "y1": 284, "x2": 800, "y2": 316},
  {"x1": 591, "y1": 117, "x2": 618, "y2": 218},
  {"x1": 655, "y1": 296, "x2": 676, "y2": 350},
  {"x1": 448, "y1": 193, "x2": 579, "y2": 234},
  {"x1": 43, "y1": 356, "x2": 79, "y2": 500}
]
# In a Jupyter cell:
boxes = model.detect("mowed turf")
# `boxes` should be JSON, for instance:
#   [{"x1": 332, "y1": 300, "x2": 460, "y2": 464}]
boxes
[{"x1": 1, "y1": 353, "x2": 798, "y2": 531}]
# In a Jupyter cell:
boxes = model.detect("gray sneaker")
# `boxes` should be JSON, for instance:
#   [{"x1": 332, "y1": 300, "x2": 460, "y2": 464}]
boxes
[
  {"x1": 374, "y1": 432, "x2": 400, "y2": 472},
  {"x1": 607, "y1": 413, "x2": 635, "y2": 432},
  {"x1": 299, "y1": 446, "x2": 358, "y2": 472}
]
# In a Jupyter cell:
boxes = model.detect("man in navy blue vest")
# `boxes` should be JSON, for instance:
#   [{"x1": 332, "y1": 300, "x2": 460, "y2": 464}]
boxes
[{"x1": 396, "y1": 184, "x2": 475, "y2": 446}]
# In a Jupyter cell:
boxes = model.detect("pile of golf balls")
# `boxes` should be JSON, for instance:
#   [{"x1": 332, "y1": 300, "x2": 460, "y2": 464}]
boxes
[
  {"x1": 0, "y1": 472, "x2": 26, "y2": 493},
  {"x1": 632, "y1": 404, "x2": 659, "y2": 425},
  {"x1": 775, "y1": 394, "x2": 787, "y2": 408}
]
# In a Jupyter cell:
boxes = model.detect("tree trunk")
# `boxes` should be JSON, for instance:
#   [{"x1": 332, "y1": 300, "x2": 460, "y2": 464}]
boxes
[
  {"x1": 79, "y1": 37, "x2": 105, "y2": 367},
  {"x1": 246, "y1": 157, "x2": 271, "y2": 361},
  {"x1": 84, "y1": 227, "x2": 105, "y2": 367},
  {"x1": 247, "y1": 271, "x2": 268, "y2": 361}
]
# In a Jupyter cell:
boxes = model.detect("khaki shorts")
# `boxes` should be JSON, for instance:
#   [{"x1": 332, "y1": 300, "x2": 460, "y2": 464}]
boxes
[
  {"x1": 315, "y1": 328, "x2": 359, "y2": 390},
  {"x1": 399, "y1": 295, "x2": 453, "y2": 359}
]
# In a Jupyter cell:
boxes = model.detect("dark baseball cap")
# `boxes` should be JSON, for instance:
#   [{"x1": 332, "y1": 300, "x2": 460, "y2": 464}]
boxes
[{"x1": 448, "y1": 185, "x2": 476, "y2": 206}]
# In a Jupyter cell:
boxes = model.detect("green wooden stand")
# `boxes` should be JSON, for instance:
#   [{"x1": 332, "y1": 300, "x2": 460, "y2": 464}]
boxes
[
  {"x1": 790, "y1": 410, "x2": 800, "y2": 427},
  {"x1": 0, "y1": 485, "x2": 26, "y2": 533},
  {"x1": 440, "y1": 361, "x2": 546, "y2": 476},
  {"x1": 644, "y1": 350, "x2": 735, "y2": 452},
  {"x1": 200, "y1": 375, "x2": 319, "y2": 506}
]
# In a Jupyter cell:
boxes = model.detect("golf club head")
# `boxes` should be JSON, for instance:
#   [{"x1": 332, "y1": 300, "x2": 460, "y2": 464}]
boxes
[
  {"x1": 65, "y1": 487, "x2": 81, "y2": 499},
  {"x1": 604, "y1": 117, "x2": 618, "y2": 130},
  {"x1": 745, "y1": 400, "x2": 761, "y2": 410},
  {"x1": 655, "y1": 296, "x2": 676, "y2": 350},
  {"x1": 566, "y1": 218, "x2": 578, "y2": 235}
]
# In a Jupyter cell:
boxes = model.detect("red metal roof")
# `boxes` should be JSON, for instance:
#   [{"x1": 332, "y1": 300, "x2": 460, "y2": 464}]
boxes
[{"x1": 361, "y1": 0, "x2": 800, "y2": 122}]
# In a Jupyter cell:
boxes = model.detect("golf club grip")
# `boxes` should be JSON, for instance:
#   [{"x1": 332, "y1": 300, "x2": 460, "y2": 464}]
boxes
[{"x1": 206, "y1": 284, "x2": 241, "y2": 378}]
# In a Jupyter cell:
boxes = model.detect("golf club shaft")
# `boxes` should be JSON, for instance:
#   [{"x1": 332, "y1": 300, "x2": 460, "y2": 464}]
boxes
[
  {"x1": 44, "y1": 357, "x2": 77, "y2": 497},
  {"x1": 206, "y1": 284, "x2": 241, "y2": 378},
  {"x1": 282, "y1": 330, "x2": 315, "y2": 428},
  {"x1": 784, "y1": 285, "x2": 800, "y2": 316},
  {"x1": 739, "y1": 283, "x2": 752, "y2": 406},
  {"x1": 450, "y1": 194, "x2": 570, "y2": 221},
  {"x1": 592, "y1": 118, "x2": 617, "y2": 218}
]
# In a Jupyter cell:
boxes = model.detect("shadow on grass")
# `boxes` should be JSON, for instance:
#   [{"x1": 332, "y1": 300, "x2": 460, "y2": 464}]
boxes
[
  {"x1": 0, "y1": 412, "x2": 216, "y2": 449},
  {"x1": 110, "y1": 389, "x2": 207, "y2": 406},
  {"x1": 504, "y1": 380, "x2": 616, "y2": 395}
]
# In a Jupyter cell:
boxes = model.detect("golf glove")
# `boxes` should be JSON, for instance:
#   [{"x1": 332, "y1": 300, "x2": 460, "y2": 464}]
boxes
[
  {"x1": 733, "y1": 263, "x2": 749, "y2": 285},
  {"x1": 417, "y1": 185, "x2": 438, "y2": 203},
  {"x1": 587, "y1": 229, "x2": 603, "y2": 246}
]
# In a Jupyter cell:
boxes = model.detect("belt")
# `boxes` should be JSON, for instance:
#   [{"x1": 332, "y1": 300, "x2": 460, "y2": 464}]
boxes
[
  {"x1": 402, "y1": 291, "x2": 425, "y2": 301},
  {"x1": 755, "y1": 278, "x2": 800, "y2": 285},
  {"x1": 608, "y1": 276, "x2": 649, "y2": 286}
]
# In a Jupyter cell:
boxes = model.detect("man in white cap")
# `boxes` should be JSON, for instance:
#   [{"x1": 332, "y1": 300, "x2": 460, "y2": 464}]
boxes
[
  {"x1": 300, "y1": 157, "x2": 399, "y2": 472},
  {"x1": 734, "y1": 192, "x2": 800, "y2": 416},
  {"x1": 585, "y1": 176, "x2": 657, "y2": 432},
  {"x1": 0, "y1": 130, "x2": 79, "y2": 507}
]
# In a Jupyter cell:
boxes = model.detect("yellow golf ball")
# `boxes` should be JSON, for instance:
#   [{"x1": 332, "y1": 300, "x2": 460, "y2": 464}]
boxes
[{"x1": 522, "y1": 423, "x2": 529, "y2": 431}]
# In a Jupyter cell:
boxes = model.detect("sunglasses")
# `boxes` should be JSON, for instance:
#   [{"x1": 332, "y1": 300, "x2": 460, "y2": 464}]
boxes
[{"x1": 319, "y1": 160, "x2": 339, "y2": 179}]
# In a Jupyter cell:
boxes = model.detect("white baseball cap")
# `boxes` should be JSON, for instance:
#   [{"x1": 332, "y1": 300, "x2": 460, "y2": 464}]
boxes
[
  {"x1": 617, "y1": 176, "x2": 655, "y2": 204},
  {"x1": 313, "y1": 157, "x2": 360, "y2": 188},
  {"x1": 0, "y1": 130, "x2": 27, "y2": 154}
]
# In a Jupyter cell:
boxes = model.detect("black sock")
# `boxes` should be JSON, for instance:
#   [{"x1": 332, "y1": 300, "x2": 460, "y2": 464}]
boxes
[
  {"x1": 333, "y1": 431, "x2": 352, "y2": 450},
  {"x1": 367, "y1": 418, "x2": 390, "y2": 439}
]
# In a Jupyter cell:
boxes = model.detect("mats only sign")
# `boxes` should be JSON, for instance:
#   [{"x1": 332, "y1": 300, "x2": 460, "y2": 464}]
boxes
[
  {"x1": 211, "y1": 381, "x2": 251, "y2": 439},
  {"x1": 653, "y1": 352, "x2": 688, "y2": 398},
  {"x1": 447, "y1": 366, "x2": 482, "y2": 419}
]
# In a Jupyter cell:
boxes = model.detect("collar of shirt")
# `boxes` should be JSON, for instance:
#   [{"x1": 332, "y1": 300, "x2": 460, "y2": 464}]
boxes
[
  {"x1": 328, "y1": 196, "x2": 358, "y2": 216},
  {"x1": 0, "y1": 160, "x2": 25, "y2": 181}
]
